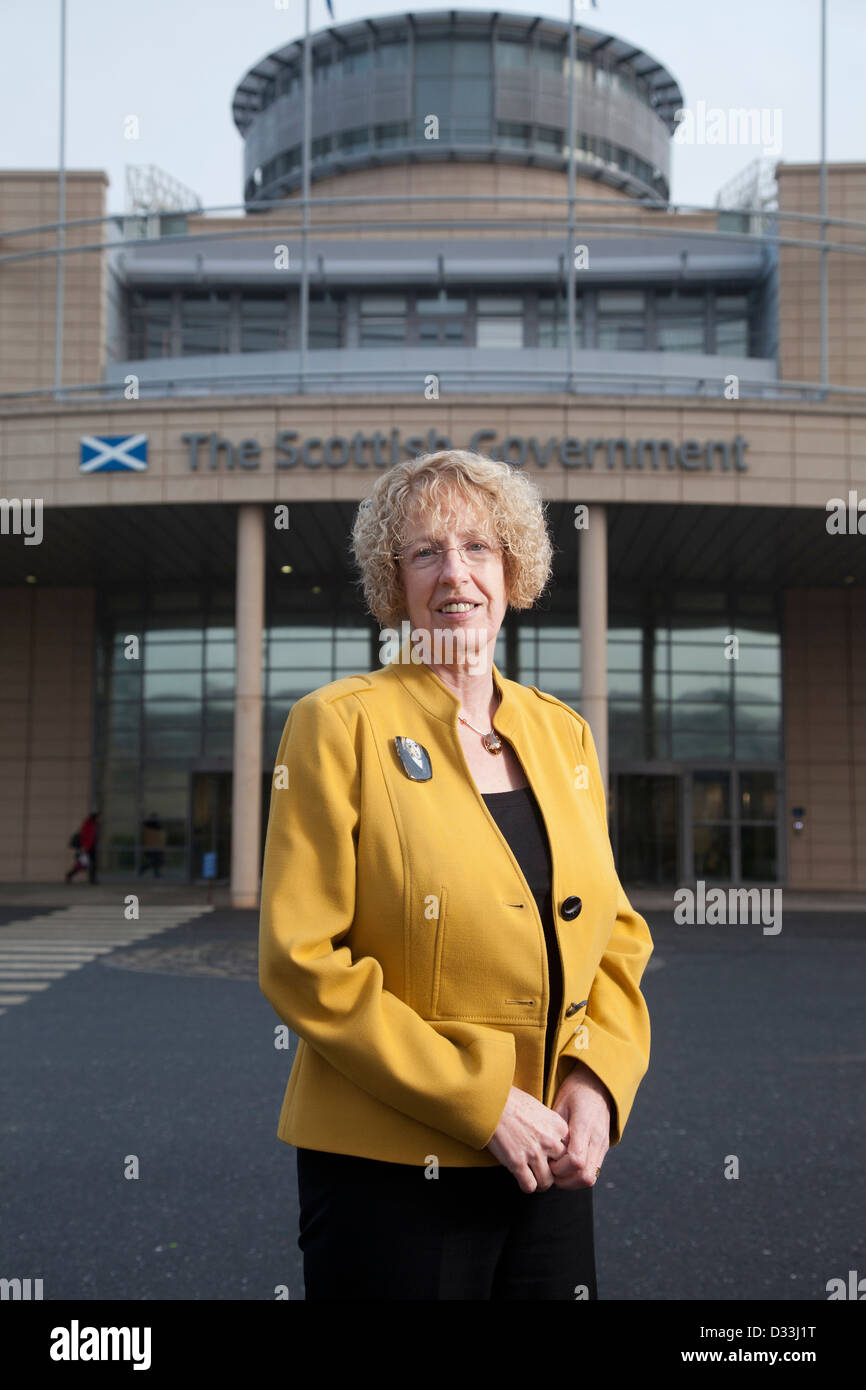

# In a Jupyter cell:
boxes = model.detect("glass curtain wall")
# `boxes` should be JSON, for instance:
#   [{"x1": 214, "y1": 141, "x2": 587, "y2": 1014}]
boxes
[
  {"x1": 516, "y1": 592, "x2": 783, "y2": 882},
  {"x1": 516, "y1": 597, "x2": 781, "y2": 764},
  {"x1": 91, "y1": 584, "x2": 781, "y2": 884},
  {"x1": 414, "y1": 37, "x2": 491, "y2": 145},
  {"x1": 92, "y1": 588, "x2": 377, "y2": 881}
]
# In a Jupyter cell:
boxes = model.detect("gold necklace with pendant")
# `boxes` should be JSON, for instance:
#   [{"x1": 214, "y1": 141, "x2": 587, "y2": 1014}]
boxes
[{"x1": 457, "y1": 691, "x2": 503, "y2": 754}]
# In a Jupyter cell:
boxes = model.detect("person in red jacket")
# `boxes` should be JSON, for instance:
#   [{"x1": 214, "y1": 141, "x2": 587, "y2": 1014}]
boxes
[{"x1": 65, "y1": 811, "x2": 100, "y2": 884}]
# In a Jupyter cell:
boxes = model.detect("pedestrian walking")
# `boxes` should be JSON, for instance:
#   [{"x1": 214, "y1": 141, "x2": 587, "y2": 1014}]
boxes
[{"x1": 65, "y1": 811, "x2": 100, "y2": 884}]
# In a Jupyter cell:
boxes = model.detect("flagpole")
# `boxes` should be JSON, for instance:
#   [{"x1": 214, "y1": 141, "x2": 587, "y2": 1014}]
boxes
[
  {"x1": 54, "y1": 0, "x2": 67, "y2": 401},
  {"x1": 299, "y1": 0, "x2": 311, "y2": 394},
  {"x1": 819, "y1": 0, "x2": 827, "y2": 394},
  {"x1": 566, "y1": 0, "x2": 576, "y2": 393}
]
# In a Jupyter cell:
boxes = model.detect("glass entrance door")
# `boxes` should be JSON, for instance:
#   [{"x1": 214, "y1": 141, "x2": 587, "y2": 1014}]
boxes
[
  {"x1": 191, "y1": 771, "x2": 232, "y2": 881},
  {"x1": 689, "y1": 768, "x2": 779, "y2": 881},
  {"x1": 691, "y1": 770, "x2": 732, "y2": 880},
  {"x1": 613, "y1": 774, "x2": 679, "y2": 885}
]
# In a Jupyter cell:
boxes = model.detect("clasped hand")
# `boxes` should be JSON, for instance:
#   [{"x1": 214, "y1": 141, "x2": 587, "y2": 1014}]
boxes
[{"x1": 486, "y1": 1062, "x2": 612, "y2": 1194}]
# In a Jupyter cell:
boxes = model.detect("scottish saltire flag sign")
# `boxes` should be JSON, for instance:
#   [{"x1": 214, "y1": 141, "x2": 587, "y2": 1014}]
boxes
[{"x1": 79, "y1": 434, "x2": 149, "y2": 473}]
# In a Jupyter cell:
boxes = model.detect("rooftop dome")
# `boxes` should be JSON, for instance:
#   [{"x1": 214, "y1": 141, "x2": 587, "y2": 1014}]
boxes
[{"x1": 231, "y1": 9, "x2": 684, "y2": 207}]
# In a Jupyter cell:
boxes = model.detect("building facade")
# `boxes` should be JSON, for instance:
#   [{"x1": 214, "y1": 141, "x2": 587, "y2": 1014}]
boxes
[{"x1": 1, "y1": 9, "x2": 864, "y2": 903}]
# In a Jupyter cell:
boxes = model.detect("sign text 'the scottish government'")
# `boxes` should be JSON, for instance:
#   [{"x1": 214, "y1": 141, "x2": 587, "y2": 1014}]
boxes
[{"x1": 180, "y1": 430, "x2": 750, "y2": 472}]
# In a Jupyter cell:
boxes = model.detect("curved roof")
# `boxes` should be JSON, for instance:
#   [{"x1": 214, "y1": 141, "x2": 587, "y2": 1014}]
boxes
[{"x1": 231, "y1": 8, "x2": 685, "y2": 136}]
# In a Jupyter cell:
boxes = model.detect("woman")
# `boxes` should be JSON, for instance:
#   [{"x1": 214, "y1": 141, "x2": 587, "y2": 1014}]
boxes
[{"x1": 258, "y1": 449, "x2": 653, "y2": 1300}]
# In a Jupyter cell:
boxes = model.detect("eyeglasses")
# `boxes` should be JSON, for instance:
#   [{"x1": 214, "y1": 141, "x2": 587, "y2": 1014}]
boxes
[{"x1": 393, "y1": 539, "x2": 502, "y2": 571}]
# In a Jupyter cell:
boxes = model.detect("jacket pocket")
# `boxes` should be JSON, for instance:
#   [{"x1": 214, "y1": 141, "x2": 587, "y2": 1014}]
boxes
[
  {"x1": 429, "y1": 884, "x2": 448, "y2": 1018},
  {"x1": 428, "y1": 887, "x2": 544, "y2": 1024}
]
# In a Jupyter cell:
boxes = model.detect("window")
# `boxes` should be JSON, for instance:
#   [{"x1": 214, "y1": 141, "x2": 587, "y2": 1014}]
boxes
[
  {"x1": 496, "y1": 38, "x2": 527, "y2": 69},
  {"x1": 597, "y1": 291, "x2": 645, "y2": 351},
  {"x1": 454, "y1": 39, "x2": 490, "y2": 75},
  {"x1": 415, "y1": 39, "x2": 451, "y2": 75},
  {"x1": 476, "y1": 318, "x2": 522, "y2": 348},
  {"x1": 129, "y1": 294, "x2": 172, "y2": 359},
  {"x1": 418, "y1": 319, "x2": 466, "y2": 346},
  {"x1": 564, "y1": 56, "x2": 593, "y2": 84},
  {"x1": 417, "y1": 294, "x2": 468, "y2": 346},
  {"x1": 375, "y1": 40, "x2": 408, "y2": 69},
  {"x1": 267, "y1": 146, "x2": 301, "y2": 183},
  {"x1": 159, "y1": 214, "x2": 187, "y2": 237},
  {"x1": 517, "y1": 624, "x2": 580, "y2": 705},
  {"x1": 417, "y1": 295, "x2": 468, "y2": 315},
  {"x1": 716, "y1": 293, "x2": 751, "y2": 356},
  {"x1": 656, "y1": 291, "x2": 706, "y2": 354},
  {"x1": 536, "y1": 45, "x2": 563, "y2": 73},
  {"x1": 453, "y1": 77, "x2": 490, "y2": 142},
  {"x1": 537, "y1": 293, "x2": 583, "y2": 348},
  {"x1": 477, "y1": 296, "x2": 522, "y2": 312},
  {"x1": 732, "y1": 622, "x2": 782, "y2": 760},
  {"x1": 611, "y1": 71, "x2": 641, "y2": 99},
  {"x1": 497, "y1": 121, "x2": 529, "y2": 148},
  {"x1": 338, "y1": 127, "x2": 369, "y2": 154},
  {"x1": 310, "y1": 294, "x2": 342, "y2": 349},
  {"x1": 476, "y1": 297, "x2": 523, "y2": 349},
  {"x1": 536, "y1": 125, "x2": 561, "y2": 153},
  {"x1": 342, "y1": 48, "x2": 370, "y2": 76},
  {"x1": 360, "y1": 295, "x2": 406, "y2": 346},
  {"x1": 415, "y1": 40, "x2": 491, "y2": 144},
  {"x1": 240, "y1": 296, "x2": 289, "y2": 353},
  {"x1": 180, "y1": 293, "x2": 231, "y2": 356},
  {"x1": 416, "y1": 78, "x2": 451, "y2": 138},
  {"x1": 375, "y1": 121, "x2": 408, "y2": 149}
]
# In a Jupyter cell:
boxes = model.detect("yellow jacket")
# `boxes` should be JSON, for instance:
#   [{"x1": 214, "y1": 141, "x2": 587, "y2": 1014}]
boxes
[{"x1": 258, "y1": 649, "x2": 652, "y2": 1167}]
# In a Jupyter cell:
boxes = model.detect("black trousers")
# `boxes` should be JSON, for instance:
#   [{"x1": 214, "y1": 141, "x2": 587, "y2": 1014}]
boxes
[{"x1": 296, "y1": 1147, "x2": 598, "y2": 1301}]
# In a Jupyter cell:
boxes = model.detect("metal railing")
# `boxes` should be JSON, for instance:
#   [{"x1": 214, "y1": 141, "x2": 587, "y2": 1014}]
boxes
[{"x1": 3, "y1": 368, "x2": 864, "y2": 406}]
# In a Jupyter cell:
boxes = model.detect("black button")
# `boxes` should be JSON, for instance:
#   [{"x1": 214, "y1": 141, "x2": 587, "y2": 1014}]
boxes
[{"x1": 560, "y1": 895, "x2": 582, "y2": 920}]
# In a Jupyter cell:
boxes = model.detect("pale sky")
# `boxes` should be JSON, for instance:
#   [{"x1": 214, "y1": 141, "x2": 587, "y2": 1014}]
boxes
[{"x1": 0, "y1": 0, "x2": 862, "y2": 217}]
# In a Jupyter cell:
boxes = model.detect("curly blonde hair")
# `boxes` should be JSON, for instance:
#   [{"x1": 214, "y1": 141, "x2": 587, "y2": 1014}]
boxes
[{"x1": 350, "y1": 450, "x2": 554, "y2": 629}]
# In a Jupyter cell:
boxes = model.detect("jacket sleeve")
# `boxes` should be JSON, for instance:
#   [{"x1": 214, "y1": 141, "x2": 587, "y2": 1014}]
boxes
[
  {"x1": 258, "y1": 690, "x2": 517, "y2": 1152},
  {"x1": 570, "y1": 713, "x2": 653, "y2": 1147}
]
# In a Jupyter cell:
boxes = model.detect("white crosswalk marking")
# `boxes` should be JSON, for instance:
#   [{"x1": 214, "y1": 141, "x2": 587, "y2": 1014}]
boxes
[
  {"x1": 0, "y1": 969, "x2": 96, "y2": 976},
  {"x1": 0, "y1": 905, "x2": 214, "y2": 1015}
]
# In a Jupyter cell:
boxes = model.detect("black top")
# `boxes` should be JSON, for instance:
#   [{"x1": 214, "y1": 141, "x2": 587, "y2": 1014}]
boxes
[{"x1": 480, "y1": 784, "x2": 562, "y2": 1096}]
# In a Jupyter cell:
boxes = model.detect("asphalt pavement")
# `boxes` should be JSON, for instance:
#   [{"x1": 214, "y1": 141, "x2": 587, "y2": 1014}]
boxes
[{"x1": 1, "y1": 900, "x2": 863, "y2": 1301}]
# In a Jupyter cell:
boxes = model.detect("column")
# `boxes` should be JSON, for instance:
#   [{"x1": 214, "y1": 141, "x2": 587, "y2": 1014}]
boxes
[
  {"x1": 579, "y1": 503, "x2": 609, "y2": 808},
  {"x1": 231, "y1": 504, "x2": 265, "y2": 908}
]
